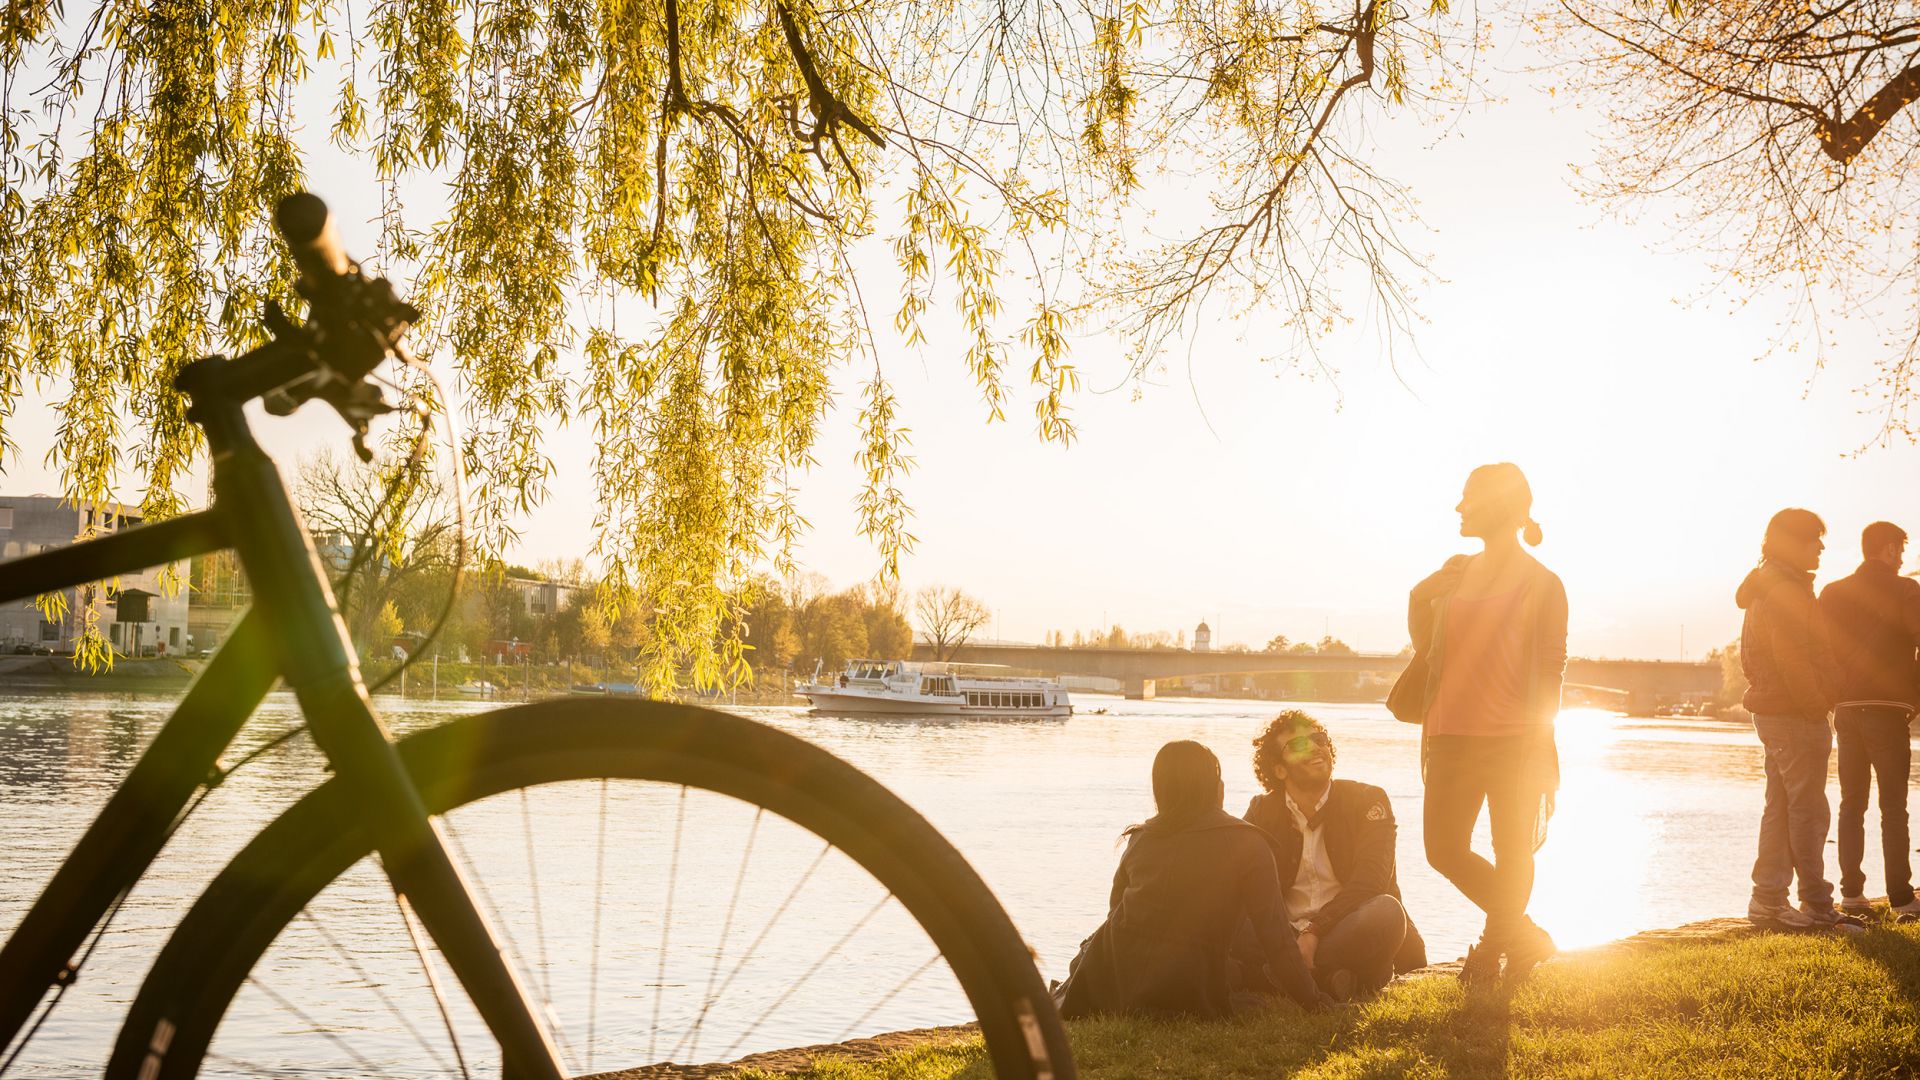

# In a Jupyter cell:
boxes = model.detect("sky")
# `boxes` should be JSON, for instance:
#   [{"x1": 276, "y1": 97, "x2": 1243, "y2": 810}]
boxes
[{"x1": 5, "y1": 25, "x2": 1916, "y2": 661}]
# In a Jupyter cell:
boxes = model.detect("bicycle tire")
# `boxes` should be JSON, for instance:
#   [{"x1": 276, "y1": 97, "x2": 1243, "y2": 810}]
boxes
[{"x1": 106, "y1": 699, "x2": 1074, "y2": 1078}]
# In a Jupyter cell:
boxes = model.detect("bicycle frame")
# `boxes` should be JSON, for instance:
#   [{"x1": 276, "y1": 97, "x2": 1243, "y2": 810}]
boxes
[{"x1": 0, "y1": 368, "x2": 567, "y2": 1076}]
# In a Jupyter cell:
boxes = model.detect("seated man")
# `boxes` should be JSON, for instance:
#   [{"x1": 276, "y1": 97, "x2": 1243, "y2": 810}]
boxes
[{"x1": 1238, "y1": 710, "x2": 1426, "y2": 1000}]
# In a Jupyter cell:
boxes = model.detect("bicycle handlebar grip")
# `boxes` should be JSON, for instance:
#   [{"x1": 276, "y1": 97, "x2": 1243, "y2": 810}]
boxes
[{"x1": 275, "y1": 192, "x2": 350, "y2": 282}]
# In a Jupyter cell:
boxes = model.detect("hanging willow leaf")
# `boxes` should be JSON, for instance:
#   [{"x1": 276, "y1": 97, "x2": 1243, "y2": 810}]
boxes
[{"x1": 2, "y1": 0, "x2": 1479, "y2": 690}]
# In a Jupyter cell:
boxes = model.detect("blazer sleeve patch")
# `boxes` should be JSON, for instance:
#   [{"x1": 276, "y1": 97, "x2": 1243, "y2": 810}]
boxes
[{"x1": 1365, "y1": 802, "x2": 1388, "y2": 822}]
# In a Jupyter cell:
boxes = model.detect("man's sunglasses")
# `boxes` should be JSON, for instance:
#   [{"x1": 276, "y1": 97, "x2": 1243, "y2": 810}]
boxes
[{"x1": 1281, "y1": 731, "x2": 1329, "y2": 757}]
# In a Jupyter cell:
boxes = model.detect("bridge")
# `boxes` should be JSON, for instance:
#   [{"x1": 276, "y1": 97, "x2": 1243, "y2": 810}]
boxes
[{"x1": 909, "y1": 642, "x2": 1722, "y2": 714}]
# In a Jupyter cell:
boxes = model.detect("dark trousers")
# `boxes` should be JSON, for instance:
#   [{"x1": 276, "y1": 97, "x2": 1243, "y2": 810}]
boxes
[
  {"x1": 1424, "y1": 734, "x2": 1542, "y2": 941},
  {"x1": 1836, "y1": 703, "x2": 1914, "y2": 907},
  {"x1": 1314, "y1": 894, "x2": 1409, "y2": 996}
]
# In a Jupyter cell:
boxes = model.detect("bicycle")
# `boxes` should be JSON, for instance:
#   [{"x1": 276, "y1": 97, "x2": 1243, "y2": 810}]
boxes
[{"x1": 0, "y1": 193, "x2": 1076, "y2": 1079}]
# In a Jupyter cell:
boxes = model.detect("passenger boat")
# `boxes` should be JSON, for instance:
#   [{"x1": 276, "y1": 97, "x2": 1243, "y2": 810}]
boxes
[{"x1": 799, "y1": 659, "x2": 1072, "y2": 717}]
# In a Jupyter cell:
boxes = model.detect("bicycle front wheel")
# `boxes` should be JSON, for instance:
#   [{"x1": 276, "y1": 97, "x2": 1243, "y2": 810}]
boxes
[{"x1": 107, "y1": 699, "x2": 1073, "y2": 1078}]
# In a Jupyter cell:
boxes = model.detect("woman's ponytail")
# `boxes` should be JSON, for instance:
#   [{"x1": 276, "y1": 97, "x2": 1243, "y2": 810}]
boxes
[{"x1": 1523, "y1": 518, "x2": 1544, "y2": 547}]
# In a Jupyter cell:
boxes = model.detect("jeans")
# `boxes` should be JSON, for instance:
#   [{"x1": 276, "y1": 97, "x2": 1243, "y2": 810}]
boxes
[
  {"x1": 1424, "y1": 734, "x2": 1544, "y2": 941},
  {"x1": 1835, "y1": 703, "x2": 1914, "y2": 906},
  {"x1": 1313, "y1": 894, "x2": 1409, "y2": 996},
  {"x1": 1750, "y1": 713, "x2": 1835, "y2": 909}
]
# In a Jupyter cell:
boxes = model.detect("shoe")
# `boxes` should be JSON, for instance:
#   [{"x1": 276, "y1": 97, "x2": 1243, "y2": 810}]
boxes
[
  {"x1": 1504, "y1": 919, "x2": 1558, "y2": 983},
  {"x1": 1324, "y1": 968, "x2": 1356, "y2": 1003},
  {"x1": 1458, "y1": 943, "x2": 1501, "y2": 987},
  {"x1": 1799, "y1": 903, "x2": 1869, "y2": 933},
  {"x1": 1890, "y1": 897, "x2": 1920, "y2": 920},
  {"x1": 1748, "y1": 899, "x2": 1817, "y2": 929},
  {"x1": 1839, "y1": 894, "x2": 1875, "y2": 916}
]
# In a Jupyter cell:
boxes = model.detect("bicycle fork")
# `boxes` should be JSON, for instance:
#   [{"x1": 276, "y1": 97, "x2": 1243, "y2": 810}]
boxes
[{"x1": 191, "y1": 390, "x2": 567, "y2": 1078}]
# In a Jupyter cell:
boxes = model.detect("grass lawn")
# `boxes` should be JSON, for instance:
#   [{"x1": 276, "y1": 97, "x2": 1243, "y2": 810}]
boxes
[{"x1": 743, "y1": 921, "x2": 1920, "y2": 1079}]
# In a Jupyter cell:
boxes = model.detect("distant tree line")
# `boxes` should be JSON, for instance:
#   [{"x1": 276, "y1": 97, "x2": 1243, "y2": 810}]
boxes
[
  {"x1": 735, "y1": 575, "x2": 914, "y2": 678},
  {"x1": 1040, "y1": 626, "x2": 1356, "y2": 654}
]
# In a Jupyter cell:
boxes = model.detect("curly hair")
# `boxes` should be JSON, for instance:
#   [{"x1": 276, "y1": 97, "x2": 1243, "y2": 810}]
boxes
[{"x1": 1251, "y1": 710, "x2": 1336, "y2": 792}]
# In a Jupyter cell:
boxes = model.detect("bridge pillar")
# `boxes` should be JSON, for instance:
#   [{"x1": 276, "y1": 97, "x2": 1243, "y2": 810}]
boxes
[{"x1": 1124, "y1": 677, "x2": 1156, "y2": 701}]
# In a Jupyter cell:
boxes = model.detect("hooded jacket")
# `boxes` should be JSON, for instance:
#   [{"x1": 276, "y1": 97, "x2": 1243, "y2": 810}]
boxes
[
  {"x1": 1052, "y1": 809, "x2": 1319, "y2": 1019},
  {"x1": 1818, "y1": 561, "x2": 1920, "y2": 709},
  {"x1": 1242, "y1": 781, "x2": 1428, "y2": 974},
  {"x1": 1738, "y1": 559, "x2": 1837, "y2": 722}
]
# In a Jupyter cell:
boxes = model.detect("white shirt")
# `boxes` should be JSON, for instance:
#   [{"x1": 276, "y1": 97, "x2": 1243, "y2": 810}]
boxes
[{"x1": 1282, "y1": 786, "x2": 1340, "y2": 933}]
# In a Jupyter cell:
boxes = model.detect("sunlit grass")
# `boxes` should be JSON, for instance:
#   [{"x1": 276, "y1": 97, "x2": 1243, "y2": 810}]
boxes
[{"x1": 746, "y1": 923, "x2": 1920, "y2": 1079}]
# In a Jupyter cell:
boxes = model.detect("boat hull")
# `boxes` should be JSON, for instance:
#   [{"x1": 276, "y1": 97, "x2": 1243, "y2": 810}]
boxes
[{"x1": 800, "y1": 689, "x2": 1070, "y2": 718}]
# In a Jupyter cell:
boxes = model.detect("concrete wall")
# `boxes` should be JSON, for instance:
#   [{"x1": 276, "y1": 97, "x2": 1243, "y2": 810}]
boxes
[{"x1": 0, "y1": 496, "x2": 190, "y2": 655}]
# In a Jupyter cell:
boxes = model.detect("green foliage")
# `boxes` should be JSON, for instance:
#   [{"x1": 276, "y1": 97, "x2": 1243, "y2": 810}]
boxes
[
  {"x1": 1, "y1": 0, "x2": 1472, "y2": 693},
  {"x1": 736, "y1": 573, "x2": 912, "y2": 676}
]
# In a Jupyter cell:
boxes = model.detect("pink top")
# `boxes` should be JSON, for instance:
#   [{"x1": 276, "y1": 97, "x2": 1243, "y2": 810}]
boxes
[{"x1": 1425, "y1": 588, "x2": 1530, "y2": 737}]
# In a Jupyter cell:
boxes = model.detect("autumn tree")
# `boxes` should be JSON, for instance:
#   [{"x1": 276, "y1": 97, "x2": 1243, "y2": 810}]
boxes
[
  {"x1": 1549, "y1": 1, "x2": 1920, "y2": 435},
  {"x1": 0, "y1": 0, "x2": 1484, "y2": 692},
  {"x1": 294, "y1": 449, "x2": 458, "y2": 654},
  {"x1": 916, "y1": 586, "x2": 992, "y2": 662}
]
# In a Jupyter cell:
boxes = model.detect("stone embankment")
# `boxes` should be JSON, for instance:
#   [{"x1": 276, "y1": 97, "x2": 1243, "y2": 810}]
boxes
[{"x1": 0, "y1": 654, "x2": 199, "y2": 691}]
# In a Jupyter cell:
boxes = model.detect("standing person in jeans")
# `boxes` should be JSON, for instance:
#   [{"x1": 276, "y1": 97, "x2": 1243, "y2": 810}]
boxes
[
  {"x1": 1239, "y1": 711, "x2": 1427, "y2": 1000},
  {"x1": 1819, "y1": 521, "x2": 1920, "y2": 919},
  {"x1": 1405, "y1": 462, "x2": 1567, "y2": 985},
  {"x1": 1738, "y1": 508, "x2": 1865, "y2": 932}
]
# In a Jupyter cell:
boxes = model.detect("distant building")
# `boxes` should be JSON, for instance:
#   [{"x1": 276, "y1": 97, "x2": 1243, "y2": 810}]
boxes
[
  {"x1": 504, "y1": 576, "x2": 576, "y2": 617},
  {"x1": 1193, "y1": 620, "x2": 1212, "y2": 652},
  {"x1": 188, "y1": 550, "x2": 248, "y2": 652},
  {"x1": 0, "y1": 496, "x2": 190, "y2": 655}
]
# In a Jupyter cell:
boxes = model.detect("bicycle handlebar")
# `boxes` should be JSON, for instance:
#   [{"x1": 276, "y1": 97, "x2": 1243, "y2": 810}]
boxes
[
  {"x1": 177, "y1": 192, "x2": 419, "y2": 457},
  {"x1": 276, "y1": 192, "x2": 351, "y2": 282}
]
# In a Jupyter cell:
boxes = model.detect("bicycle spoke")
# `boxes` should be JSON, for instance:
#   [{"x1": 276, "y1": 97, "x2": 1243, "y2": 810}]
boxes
[
  {"x1": 242, "y1": 975, "x2": 387, "y2": 1075},
  {"x1": 720, "y1": 892, "x2": 897, "y2": 1061},
  {"x1": 671, "y1": 806, "x2": 765, "y2": 1062},
  {"x1": 648, "y1": 784, "x2": 689, "y2": 1064},
  {"x1": 687, "y1": 840, "x2": 832, "y2": 1063},
  {"x1": 393, "y1": 891, "x2": 472, "y2": 1080},
  {"x1": 586, "y1": 778, "x2": 609, "y2": 1074},
  {"x1": 835, "y1": 952, "x2": 944, "y2": 1043},
  {"x1": 519, "y1": 788, "x2": 553, "y2": 1005},
  {"x1": 438, "y1": 816, "x2": 578, "y2": 1073},
  {"x1": 296, "y1": 907, "x2": 455, "y2": 1076}
]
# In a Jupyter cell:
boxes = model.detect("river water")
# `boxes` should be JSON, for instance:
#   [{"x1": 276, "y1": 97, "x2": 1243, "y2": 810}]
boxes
[{"x1": 0, "y1": 691, "x2": 1904, "y2": 1075}]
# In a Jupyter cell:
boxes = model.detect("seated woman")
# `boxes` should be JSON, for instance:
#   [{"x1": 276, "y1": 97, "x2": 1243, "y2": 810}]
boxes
[{"x1": 1053, "y1": 740, "x2": 1323, "y2": 1018}]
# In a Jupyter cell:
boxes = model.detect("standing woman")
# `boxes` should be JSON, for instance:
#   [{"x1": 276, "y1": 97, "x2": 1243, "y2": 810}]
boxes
[{"x1": 1403, "y1": 463, "x2": 1567, "y2": 984}]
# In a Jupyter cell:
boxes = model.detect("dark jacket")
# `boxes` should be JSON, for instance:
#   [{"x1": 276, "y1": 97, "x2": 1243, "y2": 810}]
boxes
[
  {"x1": 1053, "y1": 809, "x2": 1319, "y2": 1019},
  {"x1": 1242, "y1": 781, "x2": 1428, "y2": 974},
  {"x1": 1738, "y1": 560, "x2": 1837, "y2": 722},
  {"x1": 1407, "y1": 554, "x2": 1569, "y2": 727},
  {"x1": 1818, "y1": 561, "x2": 1920, "y2": 709}
]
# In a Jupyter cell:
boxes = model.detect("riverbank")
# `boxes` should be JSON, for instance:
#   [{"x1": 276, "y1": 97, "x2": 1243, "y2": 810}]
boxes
[
  {"x1": 0, "y1": 655, "x2": 808, "y2": 705},
  {"x1": 653, "y1": 915, "x2": 1920, "y2": 1079}
]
